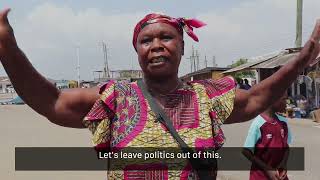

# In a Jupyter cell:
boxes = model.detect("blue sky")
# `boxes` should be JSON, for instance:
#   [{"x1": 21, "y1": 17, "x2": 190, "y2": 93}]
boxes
[{"x1": 0, "y1": 0, "x2": 319, "y2": 80}]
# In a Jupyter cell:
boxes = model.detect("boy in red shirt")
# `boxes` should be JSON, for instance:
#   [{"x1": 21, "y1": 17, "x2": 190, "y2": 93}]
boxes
[{"x1": 243, "y1": 94, "x2": 292, "y2": 180}]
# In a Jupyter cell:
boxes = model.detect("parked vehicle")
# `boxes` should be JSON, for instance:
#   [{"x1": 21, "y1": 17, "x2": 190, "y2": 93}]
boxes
[{"x1": 0, "y1": 96, "x2": 24, "y2": 105}]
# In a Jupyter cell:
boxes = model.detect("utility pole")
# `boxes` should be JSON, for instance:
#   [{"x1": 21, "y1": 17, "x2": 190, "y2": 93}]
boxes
[
  {"x1": 76, "y1": 46, "x2": 80, "y2": 88},
  {"x1": 187, "y1": 46, "x2": 196, "y2": 73},
  {"x1": 192, "y1": 46, "x2": 196, "y2": 72},
  {"x1": 204, "y1": 55, "x2": 208, "y2": 68},
  {"x1": 187, "y1": 56, "x2": 192, "y2": 73},
  {"x1": 102, "y1": 42, "x2": 110, "y2": 78},
  {"x1": 212, "y1": 56, "x2": 217, "y2": 67},
  {"x1": 295, "y1": 0, "x2": 303, "y2": 48},
  {"x1": 196, "y1": 50, "x2": 200, "y2": 71},
  {"x1": 292, "y1": 0, "x2": 303, "y2": 98}
]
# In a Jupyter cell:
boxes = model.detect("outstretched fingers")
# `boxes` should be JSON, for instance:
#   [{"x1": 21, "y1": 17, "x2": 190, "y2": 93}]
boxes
[
  {"x1": 311, "y1": 19, "x2": 320, "y2": 43},
  {"x1": 0, "y1": 8, "x2": 11, "y2": 25},
  {"x1": 304, "y1": 19, "x2": 320, "y2": 67},
  {"x1": 0, "y1": 8, "x2": 16, "y2": 54}
]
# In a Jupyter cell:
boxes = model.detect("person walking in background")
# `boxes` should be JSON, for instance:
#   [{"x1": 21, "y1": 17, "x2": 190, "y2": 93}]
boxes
[
  {"x1": 243, "y1": 79, "x2": 252, "y2": 90},
  {"x1": 236, "y1": 78, "x2": 245, "y2": 89}
]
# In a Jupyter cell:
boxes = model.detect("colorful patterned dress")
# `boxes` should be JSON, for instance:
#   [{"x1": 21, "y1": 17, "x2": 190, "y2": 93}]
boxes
[{"x1": 83, "y1": 76, "x2": 236, "y2": 180}]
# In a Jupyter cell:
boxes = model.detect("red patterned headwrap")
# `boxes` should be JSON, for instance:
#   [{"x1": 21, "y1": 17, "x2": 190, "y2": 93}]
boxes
[{"x1": 133, "y1": 13, "x2": 206, "y2": 51}]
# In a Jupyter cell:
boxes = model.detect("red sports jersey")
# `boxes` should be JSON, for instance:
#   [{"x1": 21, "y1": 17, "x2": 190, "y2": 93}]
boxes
[{"x1": 244, "y1": 114, "x2": 292, "y2": 180}]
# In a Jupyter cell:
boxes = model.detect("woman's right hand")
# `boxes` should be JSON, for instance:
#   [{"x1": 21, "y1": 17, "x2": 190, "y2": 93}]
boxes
[{"x1": 0, "y1": 8, "x2": 17, "y2": 57}]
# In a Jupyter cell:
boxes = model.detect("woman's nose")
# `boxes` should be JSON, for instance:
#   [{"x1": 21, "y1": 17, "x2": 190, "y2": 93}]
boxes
[{"x1": 150, "y1": 38, "x2": 164, "y2": 52}]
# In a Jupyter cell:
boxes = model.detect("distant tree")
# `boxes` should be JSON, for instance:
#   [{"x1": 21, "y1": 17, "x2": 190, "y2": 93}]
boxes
[{"x1": 228, "y1": 58, "x2": 255, "y2": 81}]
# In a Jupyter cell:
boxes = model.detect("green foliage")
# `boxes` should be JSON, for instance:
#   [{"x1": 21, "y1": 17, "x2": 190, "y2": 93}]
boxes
[
  {"x1": 228, "y1": 58, "x2": 255, "y2": 80},
  {"x1": 229, "y1": 58, "x2": 248, "y2": 68}
]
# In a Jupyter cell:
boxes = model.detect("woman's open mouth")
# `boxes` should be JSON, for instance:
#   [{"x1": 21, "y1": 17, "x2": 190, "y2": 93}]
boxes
[{"x1": 149, "y1": 56, "x2": 167, "y2": 66}]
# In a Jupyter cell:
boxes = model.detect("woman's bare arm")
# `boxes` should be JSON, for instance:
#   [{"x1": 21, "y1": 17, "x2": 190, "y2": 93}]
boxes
[
  {"x1": 0, "y1": 9, "x2": 100, "y2": 128},
  {"x1": 225, "y1": 19, "x2": 320, "y2": 124}
]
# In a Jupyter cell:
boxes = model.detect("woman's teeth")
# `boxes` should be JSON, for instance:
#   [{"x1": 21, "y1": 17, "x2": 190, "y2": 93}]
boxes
[{"x1": 151, "y1": 57, "x2": 166, "y2": 63}]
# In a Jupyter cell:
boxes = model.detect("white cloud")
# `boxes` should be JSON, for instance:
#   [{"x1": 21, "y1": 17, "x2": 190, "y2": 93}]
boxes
[
  {"x1": 9, "y1": 2, "x2": 146, "y2": 80},
  {"x1": 1, "y1": 1, "x2": 320, "y2": 79},
  {"x1": 180, "y1": 0, "x2": 320, "y2": 71}
]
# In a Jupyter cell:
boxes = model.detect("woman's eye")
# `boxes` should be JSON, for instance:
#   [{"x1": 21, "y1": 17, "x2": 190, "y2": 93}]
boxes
[
  {"x1": 141, "y1": 38, "x2": 151, "y2": 44},
  {"x1": 162, "y1": 35, "x2": 172, "y2": 41}
]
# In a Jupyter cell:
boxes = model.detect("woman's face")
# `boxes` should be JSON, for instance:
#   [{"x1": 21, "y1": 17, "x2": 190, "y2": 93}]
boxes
[{"x1": 135, "y1": 23, "x2": 184, "y2": 79}]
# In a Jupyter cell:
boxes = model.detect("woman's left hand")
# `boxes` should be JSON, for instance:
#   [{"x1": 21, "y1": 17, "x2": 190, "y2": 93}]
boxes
[{"x1": 303, "y1": 19, "x2": 320, "y2": 67}]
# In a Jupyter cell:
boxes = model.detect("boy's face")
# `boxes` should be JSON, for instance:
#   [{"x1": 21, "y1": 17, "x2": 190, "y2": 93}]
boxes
[{"x1": 272, "y1": 94, "x2": 288, "y2": 113}]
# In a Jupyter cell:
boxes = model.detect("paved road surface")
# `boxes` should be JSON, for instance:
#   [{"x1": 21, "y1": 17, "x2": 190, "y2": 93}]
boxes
[{"x1": 1, "y1": 105, "x2": 319, "y2": 179}]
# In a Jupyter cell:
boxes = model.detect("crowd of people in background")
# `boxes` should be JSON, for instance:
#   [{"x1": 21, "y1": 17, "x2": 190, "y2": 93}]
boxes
[{"x1": 236, "y1": 78, "x2": 252, "y2": 90}]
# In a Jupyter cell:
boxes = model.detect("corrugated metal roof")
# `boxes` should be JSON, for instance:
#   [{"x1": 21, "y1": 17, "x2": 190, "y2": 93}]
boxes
[
  {"x1": 251, "y1": 52, "x2": 298, "y2": 69},
  {"x1": 223, "y1": 49, "x2": 300, "y2": 74}
]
